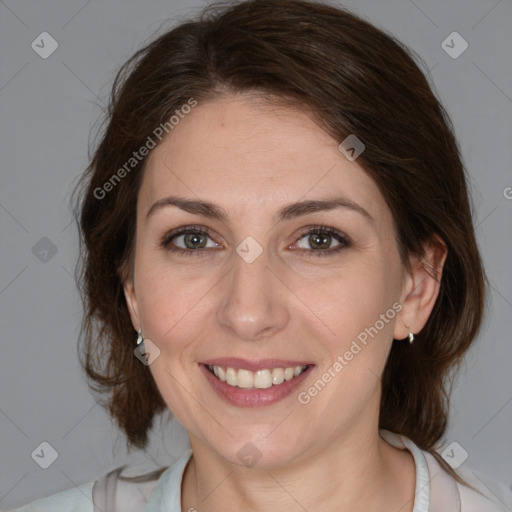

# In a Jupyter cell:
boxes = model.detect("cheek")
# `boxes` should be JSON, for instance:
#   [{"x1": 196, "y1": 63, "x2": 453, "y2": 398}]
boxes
[
  {"x1": 297, "y1": 253, "x2": 402, "y2": 407},
  {"x1": 298, "y1": 267, "x2": 399, "y2": 423},
  {"x1": 134, "y1": 256, "x2": 212, "y2": 353},
  {"x1": 297, "y1": 258, "x2": 397, "y2": 339}
]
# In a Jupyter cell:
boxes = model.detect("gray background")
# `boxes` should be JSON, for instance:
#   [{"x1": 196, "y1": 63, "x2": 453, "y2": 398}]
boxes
[{"x1": 1, "y1": 0, "x2": 511, "y2": 509}]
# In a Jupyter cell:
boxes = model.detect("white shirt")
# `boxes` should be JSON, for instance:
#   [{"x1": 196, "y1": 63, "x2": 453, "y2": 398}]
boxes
[{"x1": 4, "y1": 431, "x2": 511, "y2": 511}]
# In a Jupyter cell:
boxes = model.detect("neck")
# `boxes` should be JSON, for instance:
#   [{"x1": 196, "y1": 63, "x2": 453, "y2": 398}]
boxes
[{"x1": 181, "y1": 426, "x2": 416, "y2": 512}]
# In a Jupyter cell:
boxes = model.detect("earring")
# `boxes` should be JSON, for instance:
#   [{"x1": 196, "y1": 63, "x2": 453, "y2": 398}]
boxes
[
  {"x1": 136, "y1": 329, "x2": 143, "y2": 346},
  {"x1": 405, "y1": 324, "x2": 414, "y2": 344}
]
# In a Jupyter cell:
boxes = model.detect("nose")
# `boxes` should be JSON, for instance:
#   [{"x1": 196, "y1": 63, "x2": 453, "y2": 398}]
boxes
[{"x1": 216, "y1": 247, "x2": 290, "y2": 342}]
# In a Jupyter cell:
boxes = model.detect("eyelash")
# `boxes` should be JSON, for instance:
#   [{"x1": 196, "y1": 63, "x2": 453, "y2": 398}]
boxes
[{"x1": 159, "y1": 224, "x2": 351, "y2": 258}]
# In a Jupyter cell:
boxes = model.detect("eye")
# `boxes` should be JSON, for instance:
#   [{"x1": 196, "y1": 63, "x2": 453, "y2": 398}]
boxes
[
  {"x1": 159, "y1": 224, "x2": 351, "y2": 258},
  {"x1": 291, "y1": 225, "x2": 351, "y2": 257},
  {"x1": 159, "y1": 225, "x2": 221, "y2": 256}
]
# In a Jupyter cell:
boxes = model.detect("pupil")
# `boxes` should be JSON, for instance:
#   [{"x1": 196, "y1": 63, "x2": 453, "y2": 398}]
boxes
[{"x1": 310, "y1": 233, "x2": 330, "y2": 250}]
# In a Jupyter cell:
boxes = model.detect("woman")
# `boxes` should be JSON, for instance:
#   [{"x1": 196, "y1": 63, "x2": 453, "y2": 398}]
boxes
[{"x1": 7, "y1": 0, "x2": 511, "y2": 510}]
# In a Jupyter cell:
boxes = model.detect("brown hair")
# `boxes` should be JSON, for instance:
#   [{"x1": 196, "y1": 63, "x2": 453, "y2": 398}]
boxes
[{"x1": 72, "y1": 0, "x2": 486, "y2": 478}]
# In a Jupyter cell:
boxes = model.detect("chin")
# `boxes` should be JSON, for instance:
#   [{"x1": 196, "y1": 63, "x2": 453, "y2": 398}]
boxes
[{"x1": 201, "y1": 429, "x2": 310, "y2": 470}]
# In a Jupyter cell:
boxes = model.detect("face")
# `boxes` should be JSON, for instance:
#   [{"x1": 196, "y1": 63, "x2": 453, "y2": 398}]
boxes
[{"x1": 123, "y1": 95, "x2": 409, "y2": 469}]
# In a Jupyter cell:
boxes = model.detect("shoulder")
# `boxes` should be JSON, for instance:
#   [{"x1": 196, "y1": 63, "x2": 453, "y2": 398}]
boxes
[
  {"x1": 2, "y1": 460, "x2": 164, "y2": 512},
  {"x1": 424, "y1": 450, "x2": 512, "y2": 512},
  {"x1": 456, "y1": 465, "x2": 512, "y2": 512},
  {"x1": 3, "y1": 455, "x2": 190, "y2": 512},
  {"x1": 2, "y1": 480, "x2": 95, "y2": 512},
  {"x1": 381, "y1": 431, "x2": 512, "y2": 512}
]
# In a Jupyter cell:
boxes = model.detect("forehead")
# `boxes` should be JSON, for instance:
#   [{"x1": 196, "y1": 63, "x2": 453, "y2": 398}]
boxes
[{"x1": 139, "y1": 96, "x2": 388, "y2": 225}]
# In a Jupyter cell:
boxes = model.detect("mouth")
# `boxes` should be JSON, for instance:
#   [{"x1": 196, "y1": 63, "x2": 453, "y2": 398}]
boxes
[
  {"x1": 204, "y1": 363, "x2": 310, "y2": 388},
  {"x1": 199, "y1": 359, "x2": 314, "y2": 407}
]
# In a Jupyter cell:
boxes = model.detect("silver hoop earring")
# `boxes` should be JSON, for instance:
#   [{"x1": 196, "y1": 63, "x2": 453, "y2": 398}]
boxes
[{"x1": 136, "y1": 329, "x2": 143, "y2": 346}]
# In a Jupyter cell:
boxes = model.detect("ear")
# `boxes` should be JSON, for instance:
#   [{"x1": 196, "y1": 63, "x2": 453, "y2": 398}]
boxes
[
  {"x1": 119, "y1": 262, "x2": 141, "y2": 333},
  {"x1": 123, "y1": 278, "x2": 141, "y2": 332},
  {"x1": 394, "y1": 234, "x2": 448, "y2": 340}
]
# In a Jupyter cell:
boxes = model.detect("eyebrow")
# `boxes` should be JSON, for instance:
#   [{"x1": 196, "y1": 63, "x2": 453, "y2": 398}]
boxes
[{"x1": 146, "y1": 195, "x2": 374, "y2": 224}]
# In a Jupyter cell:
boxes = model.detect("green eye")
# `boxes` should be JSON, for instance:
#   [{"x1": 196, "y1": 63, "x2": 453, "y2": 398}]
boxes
[
  {"x1": 292, "y1": 226, "x2": 351, "y2": 257},
  {"x1": 175, "y1": 232, "x2": 210, "y2": 249},
  {"x1": 160, "y1": 225, "x2": 220, "y2": 256},
  {"x1": 299, "y1": 232, "x2": 338, "y2": 250}
]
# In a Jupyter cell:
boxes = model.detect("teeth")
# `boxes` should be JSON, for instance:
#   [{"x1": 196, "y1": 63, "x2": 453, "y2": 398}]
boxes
[
  {"x1": 237, "y1": 369, "x2": 253, "y2": 388},
  {"x1": 272, "y1": 368, "x2": 284, "y2": 385},
  {"x1": 207, "y1": 364, "x2": 308, "y2": 388},
  {"x1": 284, "y1": 367, "x2": 294, "y2": 381},
  {"x1": 226, "y1": 367, "x2": 237, "y2": 386},
  {"x1": 254, "y1": 369, "x2": 272, "y2": 389}
]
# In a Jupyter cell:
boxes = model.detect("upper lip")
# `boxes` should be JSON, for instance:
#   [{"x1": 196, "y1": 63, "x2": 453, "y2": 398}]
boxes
[{"x1": 200, "y1": 357, "x2": 313, "y2": 372}]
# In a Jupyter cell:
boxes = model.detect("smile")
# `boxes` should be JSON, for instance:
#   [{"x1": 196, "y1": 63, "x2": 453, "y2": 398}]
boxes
[
  {"x1": 199, "y1": 360, "x2": 314, "y2": 407},
  {"x1": 206, "y1": 364, "x2": 309, "y2": 389}
]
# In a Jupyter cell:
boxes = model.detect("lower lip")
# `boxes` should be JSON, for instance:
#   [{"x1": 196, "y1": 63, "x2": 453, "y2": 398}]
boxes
[{"x1": 199, "y1": 364, "x2": 314, "y2": 407}]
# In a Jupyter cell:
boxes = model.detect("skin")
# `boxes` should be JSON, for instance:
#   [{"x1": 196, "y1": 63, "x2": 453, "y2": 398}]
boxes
[{"x1": 122, "y1": 94, "x2": 447, "y2": 512}]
